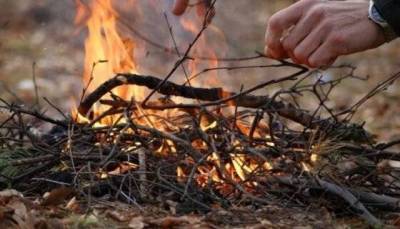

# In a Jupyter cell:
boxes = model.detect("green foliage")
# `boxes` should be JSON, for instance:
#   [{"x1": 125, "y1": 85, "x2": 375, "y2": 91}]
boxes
[{"x1": 0, "y1": 147, "x2": 40, "y2": 183}]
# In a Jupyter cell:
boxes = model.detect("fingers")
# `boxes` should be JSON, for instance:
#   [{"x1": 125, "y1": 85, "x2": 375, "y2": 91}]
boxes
[
  {"x1": 289, "y1": 21, "x2": 330, "y2": 65},
  {"x1": 308, "y1": 35, "x2": 343, "y2": 68},
  {"x1": 172, "y1": 0, "x2": 189, "y2": 15},
  {"x1": 196, "y1": 0, "x2": 211, "y2": 16},
  {"x1": 265, "y1": 0, "x2": 381, "y2": 68},
  {"x1": 196, "y1": 0, "x2": 215, "y2": 23},
  {"x1": 266, "y1": 0, "x2": 340, "y2": 68},
  {"x1": 265, "y1": 0, "x2": 312, "y2": 59},
  {"x1": 196, "y1": 2, "x2": 207, "y2": 16},
  {"x1": 281, "y1": 5, "x2": 327, "y2": 62},
  {"x1": 173, "y1": 0, "x2": 215, "y2": 22}
]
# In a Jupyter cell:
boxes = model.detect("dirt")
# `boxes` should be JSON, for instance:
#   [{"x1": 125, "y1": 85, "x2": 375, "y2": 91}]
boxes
[{"x1": 1, "y1": 188, "x2": 380, "y2": 228}]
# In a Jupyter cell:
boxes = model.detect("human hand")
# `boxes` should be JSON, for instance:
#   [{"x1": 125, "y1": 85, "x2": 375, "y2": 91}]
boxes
[
  {"x1": 172, "y1": 0, "x2": 215, "y2": 21},
  {"x1": 265, "y1": 0, "x2": 386, "y2": 68}
]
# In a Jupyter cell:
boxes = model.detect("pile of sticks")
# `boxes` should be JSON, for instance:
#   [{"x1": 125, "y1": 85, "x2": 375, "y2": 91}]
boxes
[{"x1": 1, "y1": 63, "x2": 400, "y2": 226}]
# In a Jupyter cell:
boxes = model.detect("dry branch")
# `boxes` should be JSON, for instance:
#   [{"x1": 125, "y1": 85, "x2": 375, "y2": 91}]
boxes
[
  {"x1": 78, "y1": 73, "x2": 369, "y2": 141},
  {"x1": 316, "y1": 178, "x2": 381, "y2": 226}
]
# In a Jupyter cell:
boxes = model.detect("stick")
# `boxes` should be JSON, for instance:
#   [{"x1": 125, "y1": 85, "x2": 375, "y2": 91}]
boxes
[
  {"x1": 316, "y1": 178, "x2": 381, "y2": 226},
  {"x1": 78, "y1": 73, "x2": 368, "y2": 138},
  {"x1": 137, "y1": 147, "x2": 148, "y2": 199},
  {"x1": 32, "y1": 62, "x2": 40, "y2": 107},
  {"x1": 266, "y1": 175, "x2": 385, "y2": 226}
]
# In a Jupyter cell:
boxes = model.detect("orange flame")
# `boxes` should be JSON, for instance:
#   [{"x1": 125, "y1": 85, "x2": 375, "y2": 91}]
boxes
[
  {"x1": 75, "y1": 0, "x2": 145, "y2": 121},
  {"x1": 179, "y1": 17, "x2": 221, "y2": 87},
  {"x1": 73, "y1": 1, "x2": 273, "y2": 191}
]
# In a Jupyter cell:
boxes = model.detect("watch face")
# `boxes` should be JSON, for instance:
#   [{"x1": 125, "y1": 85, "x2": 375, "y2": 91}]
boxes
[{"x1": 371, "y1": 6, "x2": 386, "y2": 24}]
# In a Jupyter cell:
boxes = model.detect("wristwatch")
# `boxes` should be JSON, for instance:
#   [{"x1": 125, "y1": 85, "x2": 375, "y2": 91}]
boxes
[{"x1": 368, "y1": 0, "x2": 398, "y2": 42}]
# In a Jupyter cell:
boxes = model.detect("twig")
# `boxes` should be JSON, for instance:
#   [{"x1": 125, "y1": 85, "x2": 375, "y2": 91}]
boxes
[
  {"x1": 137, "y1": 147, "x2": 148, "y2": 199},
  {"x1": 32, "y1": 62, "x2": 40, "y2": 107},
  {"x1": 316, "y1": 178, "x2": 381, "y2": 226},
  {"x1": 77, "y1": 72, "x2": 369, "y2": 140},
  {"x1": 141, "y1": 0, "x2": 218, "y2": 106}
]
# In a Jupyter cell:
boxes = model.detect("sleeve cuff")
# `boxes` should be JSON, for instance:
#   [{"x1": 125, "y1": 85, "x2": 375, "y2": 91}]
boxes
[{"x1": 373, "y1": 0, "x2": 400, "y2": 36}]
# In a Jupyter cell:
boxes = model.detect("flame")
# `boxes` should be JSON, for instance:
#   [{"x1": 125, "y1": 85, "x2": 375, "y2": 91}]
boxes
[
  {"x1": 176, "y1": 166, "x2": 186, "y2": 183},
  {"x1": 74, "y1": 0, "x2": 226, "y2": 123},
  {"x1": 179, "y1": 17, "x2": 221, "y2": 87},
  {"x1": 75, "y1": 0, "x2": 145, "y2": 124},
  {"x1": 73, "y1": 1, "x2": 276, "y2": 195}
]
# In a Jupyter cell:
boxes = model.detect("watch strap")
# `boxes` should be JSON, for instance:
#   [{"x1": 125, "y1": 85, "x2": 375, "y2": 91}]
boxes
[
  {"x1": 369, "y1": 0, "x2": 398, "y2": 42},
  {"x1": 373, "y1": 0, "x2": 400, "y2": 36}
]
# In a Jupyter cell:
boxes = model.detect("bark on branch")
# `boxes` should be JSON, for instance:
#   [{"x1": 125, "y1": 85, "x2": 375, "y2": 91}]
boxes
[{"x1": 78, "y1": 73, "x2": 369, "y2": 140}]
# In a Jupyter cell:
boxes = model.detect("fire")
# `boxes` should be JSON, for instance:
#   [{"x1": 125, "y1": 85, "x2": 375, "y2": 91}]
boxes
[
  {"x1": 179, "y1": 17, "x2": 220, "y2": 87},
  {"x1": 74, "y1": 0, "x2": 224, "y2": 122},
  {"x1": 73, "y1": 1, "x2": 274, "y2": 196},
  {"x1": 74, "y1": 0, "x2": 144, "y2": 122}
]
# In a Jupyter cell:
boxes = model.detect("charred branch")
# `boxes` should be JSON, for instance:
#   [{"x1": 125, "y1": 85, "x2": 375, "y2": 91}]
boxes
[{"x1": 78, "y1": 73, "x2": 370, "y2": 141}]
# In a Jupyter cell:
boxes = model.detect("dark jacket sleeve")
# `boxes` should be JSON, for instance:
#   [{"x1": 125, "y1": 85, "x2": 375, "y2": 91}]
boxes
[{"x1": 374, "y1": 0, "x2": 400, "y2": 35}]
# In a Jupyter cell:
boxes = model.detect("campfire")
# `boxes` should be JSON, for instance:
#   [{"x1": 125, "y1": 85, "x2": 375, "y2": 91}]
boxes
[{"x1": 2, "y1": 0, "x2": 400, "y2": 227}]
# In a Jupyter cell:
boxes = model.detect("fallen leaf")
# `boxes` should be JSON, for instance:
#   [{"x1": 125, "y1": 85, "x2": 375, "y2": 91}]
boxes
[
  {"x1": 41, "y1": 187, "x2": 75, "y2": 206},
  {"x1": 7, "y1": 197, "x2": 33, "y2": 229},
  {"x1": 107, "y1": 210, "x2": 130, "y2": 222},
  {"x1": 0, "y1": 189, "x2": 23, "y2": 198},
  {"x1": 150, "y1": 216, "x2": 203, "y2": 228},
  {"x1": 65, "y1": 197, "x2": 80, "y2": 213},
  {"x1": 129, "y1": 216, "x2": 145, "y2": 229},
  {"x1": 293, "y1": 226, "x2": 313, "y2": 229},
  {"x1": 165, "y1": 200, "x2": 177, "y2": 215}
]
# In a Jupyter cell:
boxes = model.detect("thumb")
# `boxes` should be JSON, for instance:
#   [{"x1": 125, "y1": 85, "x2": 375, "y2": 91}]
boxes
[{"x1": 265, "y1": 0, "x2": 308, "y2": 58}]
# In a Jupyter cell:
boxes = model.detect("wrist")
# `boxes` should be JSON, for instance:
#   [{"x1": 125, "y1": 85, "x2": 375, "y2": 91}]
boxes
[{"x1": 368, "y1": 0, "x2": 398, "y2": 42}]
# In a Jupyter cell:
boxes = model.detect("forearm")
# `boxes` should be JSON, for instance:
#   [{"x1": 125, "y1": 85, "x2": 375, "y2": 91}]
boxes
[{"x1": 374, "y1": 0, "x2": 400, "y2": 35}]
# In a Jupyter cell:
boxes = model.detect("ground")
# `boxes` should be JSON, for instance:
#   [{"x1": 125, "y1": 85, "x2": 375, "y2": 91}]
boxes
[
  {"x1": 1, "y1": 0, "x2": 400, "y2": 228},
  {"x1": 0, "y1": 188, "x2": 378, "y2": 228}
]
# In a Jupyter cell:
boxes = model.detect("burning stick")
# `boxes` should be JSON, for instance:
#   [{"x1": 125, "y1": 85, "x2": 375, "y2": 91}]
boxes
[
  {"x1": 78, "y1": 73, "x2": 370, "y2": 141},
  {"x1": 3, "y1": 69, "x2": 400, "y2": 226}
]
